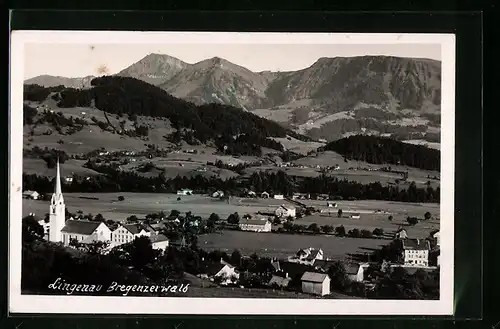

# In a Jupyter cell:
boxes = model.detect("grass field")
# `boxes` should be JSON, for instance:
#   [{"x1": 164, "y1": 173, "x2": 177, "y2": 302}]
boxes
[{"x1": 198, "y1": 230, "x2": 389, "y2": 260}]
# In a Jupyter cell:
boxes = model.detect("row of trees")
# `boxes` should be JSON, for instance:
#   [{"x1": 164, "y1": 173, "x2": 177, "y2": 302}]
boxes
[{"x1": 23, "y1": 167, "x2": 440, "y2": 203}]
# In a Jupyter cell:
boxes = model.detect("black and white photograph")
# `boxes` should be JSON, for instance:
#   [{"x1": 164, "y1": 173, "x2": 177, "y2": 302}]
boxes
[{"x1": 9, "y1": 31, "x2": 455, "y2": 315}]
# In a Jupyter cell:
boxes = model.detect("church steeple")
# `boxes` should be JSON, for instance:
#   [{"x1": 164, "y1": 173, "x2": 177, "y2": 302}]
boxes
[
  {"x1": 55, "y1": 158, "x2": 62, "y2": 196},
  {"x1": 49, "y1": 158, "x2": 66, "y2": 243}
]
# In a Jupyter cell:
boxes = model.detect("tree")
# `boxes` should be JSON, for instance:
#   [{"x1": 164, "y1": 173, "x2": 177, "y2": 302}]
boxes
[
  {"x1": 227, "y1": 212, "x2": 240, "y2": 225},
  {"x1": 327, "y1": 261, "x2": 349, "y2": 291},
  {"x1": 335, "y1": 225, "x2": 346, "y2": 237},
  {"x1": 169, "y1": 210, "x2": 181, "y2": 219},
  {"x1": 230, "y1": 250, "x2": 242, "y2": 267},
  {"x1": 308, "y1": 223, "x2": 320, "y2": 234},
  {"x1": 424, "y1": 211, "x2": 432, "y2": 220},
  {"x1": 372, "y1": 228, "x2": 384, "y2": 236},
  {"x1": 22, "y1": 215, "x2": 45, "y2": 242},
  {"x1": 123, "y1": 236, "x2": 156, "y2": 270},
  {"x1": 337, "y1": 209, "x2": 343, "y2": 218},
  {"x1": 388, "y1": 215, "x2": 394, "y2": 221},
  {"x1": 127, "y1": 215, "x2": 139, "y2": 222},
  {"x1": 118, "y1": 195, "x2": 125, "y2": 202},
  {"x1": 360, "y1": 229, "x2": 373, "y2": 238},
  {"x1": 348, "y1": 228, "x2": 361, "y2": 238},
  {"x1": 95, "y1": 213, "x2": 105, "y2": 222},
  {"x1": 406, "y1": 216, "x2": 419, "y2": 226},
  {"x1": 272, "y1": 217, "x2": 282, "y2": 225},
  {"x1": 321, "y1": 225, "x2": 334, "y2": 234}
]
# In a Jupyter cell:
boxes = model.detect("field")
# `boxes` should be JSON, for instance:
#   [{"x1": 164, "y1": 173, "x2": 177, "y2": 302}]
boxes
[
  {"x1": 198, "y1": 230, "x2": 389, "y2": 260},
  {"x1": 22, "y1": 193, "x2": 295, "y2": 221}
]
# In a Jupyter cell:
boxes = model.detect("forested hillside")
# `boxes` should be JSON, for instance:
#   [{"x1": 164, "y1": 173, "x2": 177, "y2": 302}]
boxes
[
  {"x1": 319, "y1": 135, "x2": 440, "y2": 171},
  {"x1": 24, "y1": 76, "x2": 310, "y2": 152}
]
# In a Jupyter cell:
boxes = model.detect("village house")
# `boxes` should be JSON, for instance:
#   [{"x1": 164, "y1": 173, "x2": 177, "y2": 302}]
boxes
[
  {"x1": 177, "y1": 189, "x2": 193, "y2": 196},
  {"x1": 345, "y1": 263, "x2": 369, "y2": 282},
  {"x1": 327, "y1": 202, "x2": 337, "y2": 208},
  {"x1": 288, "y1": 248, "x2": 324, "y2": 265},
  {"x1": 238, "y1": 218, "x2": 272, "y2": 232},
  {"x1": 394, "y1": 228, "x2": 408, "y2": 239},
  {"x1": 268, "y1": 272, "x2": 291, "y2": 289},
  {"x1": 22, "y1": 190, "x2": 40, "y2": 200},
  {"x1": 275, "y1": 205, "x2": 296, "y2": 218},
  {"x1": 198, "y1": 260, "x2": 239, "y2": 285},
  {"x1": 273, "y1": 194, "x2": 284, "y2": 200},
  {"x1": 111, "y1": 223, "x2": 151, "y2": 246},
  {"x1": 301, "y1": 272, "x2": 331, "y2": 296},
  {"x1": 261, "y1": 191, "x2": 270, "y2": 198},
  {"x1": 60, "y1": 220, "x2": 112, "y2": 246},
  {"x1": 431, "y1": 229, "x2": 440, "y2": 247},
  {"x1": 402, "y1": 238, "x2": 431, "y2": 267},
  {"x1": 212, "y1": 190, "x2": 224, "y2": 198},
  {"x1": 149, "y1": 234, "x2": 170, "y2": 250},
  {"x1": 350, "y1": 213, "x2": 361, "y2": 219},
  {"x1": 271, "y1": 260, "x2": 313, "y2": 287},
  {"x1": 247, "y1": 191, "x2": 257, "y2": 197},
  {"x1": 64, "y1": 176, "x2": 73, "y2": 183}
]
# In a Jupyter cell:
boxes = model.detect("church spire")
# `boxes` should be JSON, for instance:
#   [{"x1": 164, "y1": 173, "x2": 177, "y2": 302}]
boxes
[{"x1": 55, "y1": 158, "x2": 62, "y2": 196}]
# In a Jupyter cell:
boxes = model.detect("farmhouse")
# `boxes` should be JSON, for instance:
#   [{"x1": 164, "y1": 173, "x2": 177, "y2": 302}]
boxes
[
  {"x1": 350, "y1": 213, "x2": 361, "y2": 219},
  {"x1": 22, "y1": 190, "x2": 40, "y2": 200},
  {"x1": 247, "y1": 191, "x2": 257, "y2": 197},
  {"x1": 394, "y1": 228, "x2": 408, "y2": 239},
  {"x1": 261, "y1": 191, "x2": 270, "y2": 198},
  {"x1": 288, "y1": 248, "x2": 324, "y2": 265},
  {"x1": 273, "y1": 194, "x2": 284, "y2": 200},
  {"x1": 327, "y1": 202, "x2": 337, "y2": 208},
  {"x1": 275, "y1": 205, "x2": 296, "y2": 218},
  {"x1": 111, "y1": 223, "x2": 151, "y2": 246},
  {"x1": 198, "y1": 260, "x2": 239, "y2": 285},
  {"x1": 345, "y1": 263, "x2": 369, "y2": 282},
  {"x1": 149, "y1": 234, "x2": 170, "y2": 250},
  {"x1": 238, "y1": 218, "x2": 272, "y2": 232},
  {"x1": 301, "y1": 272, "x2": 330, "y2": 296},
  {"x1": 60, "y1": 220, "x2": 112, "y2": 246},
  {"x1": 402, "y1": 239, "x2": 431, "y2": 267}
]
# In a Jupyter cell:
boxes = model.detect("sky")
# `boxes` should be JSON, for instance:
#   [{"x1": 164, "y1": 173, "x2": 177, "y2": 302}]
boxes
[{"x1": 24, "y1": 43, "x2": 441, "y2": 79}]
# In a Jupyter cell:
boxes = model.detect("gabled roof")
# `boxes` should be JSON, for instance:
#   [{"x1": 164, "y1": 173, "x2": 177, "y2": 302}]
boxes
[
  {"x1": 312, "y1": 259, "x2": 338, "y2": 270},
  {"x1": 150, "y1": 234, "x2": 169, "y2": 243},
  {"x1": 61, "y1": 220, "x2": 103, "y2": 235},
  {"x1": 344, "y1": 263, "x2": 362, "y2": 275},
  {"x1": 269, "y1": 275, "x2": 291, "y2": 287},
  {"x1": 402, "y1": 239, "x2": 431, "y2": 250},
  {"x1": 121, "y1": 223, "x2": 146, "y2": 234},
  {"x1": 201, "y1": 262, "x2": 227, "y2": 276},
  {"x1": 301, "y1": 271, "x2": 329, "y2": 283},
  {"x1": 23, "y1": 190, "x2": 39, "y2": 195},
  {"x1": 239, "y1": 218, "x2": 269, "y2": 226}
]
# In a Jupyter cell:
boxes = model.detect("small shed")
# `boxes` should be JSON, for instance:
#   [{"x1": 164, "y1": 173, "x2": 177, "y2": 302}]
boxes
[{"x1": 301, "y1": 271, "x2": 330, "y2": 296}]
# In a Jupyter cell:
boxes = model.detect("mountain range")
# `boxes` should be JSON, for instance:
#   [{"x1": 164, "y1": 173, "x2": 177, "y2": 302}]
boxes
[{"x1": 24, "y1": 53, "x2": 442, "y2": 142}]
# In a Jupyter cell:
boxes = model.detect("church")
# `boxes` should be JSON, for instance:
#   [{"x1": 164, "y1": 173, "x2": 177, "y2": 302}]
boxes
[{"x1": 48, "y1": 160, "x2": 112, "y2": 246}]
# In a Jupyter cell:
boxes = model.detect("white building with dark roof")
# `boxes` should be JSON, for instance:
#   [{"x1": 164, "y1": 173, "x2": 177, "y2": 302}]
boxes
[
  {"x1": 60, "y1": 220, "x2": 112, "y2": 246},
  {"x1": 22, "y1": 190, "x2": 40, "y2": 200},
  {"x1": 402, "y1": 238, "x2": 431, "y2": 267},
  {"x1": 238, "y1": 218, "x2": 271, "y2": 232},
  {"x1": 275, "y1": 205, "x2": 296, "y2": 218},
  {"x1": 111, "y1": 223, "x2": 151, "y2": 246},
  {"x1": 288, "y1": 247, "x2": 324, "y2": 265},
  {"x1": 301, "y1": 271, "x2": 330, "y2": 296}
]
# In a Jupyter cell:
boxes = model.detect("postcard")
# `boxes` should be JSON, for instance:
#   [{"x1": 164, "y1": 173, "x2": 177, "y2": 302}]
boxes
[{"x1": 9, "y1": 31, "x2": 455, "y2": 315}]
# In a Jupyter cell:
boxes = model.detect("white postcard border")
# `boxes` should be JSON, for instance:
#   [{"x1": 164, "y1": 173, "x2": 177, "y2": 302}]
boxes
[{"x1": 9, "y1": 31, "x2": 455, "y2": 315}]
